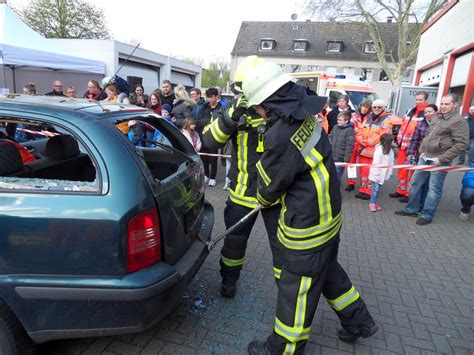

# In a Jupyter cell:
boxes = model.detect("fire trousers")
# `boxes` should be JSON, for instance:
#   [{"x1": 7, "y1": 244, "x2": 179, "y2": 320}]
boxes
[
  {"x1": 358, "y1": 155, "x2": 373, "y2": 195},
  {"x1": 266, "y1": 238, "x2": 375, "y2": 354},
  {"x1": 396, "y1": 148, "x2": 413, "y2": 196},
  {"x1": 220, "y1": 200, "x2": 284, "y2": 281}
]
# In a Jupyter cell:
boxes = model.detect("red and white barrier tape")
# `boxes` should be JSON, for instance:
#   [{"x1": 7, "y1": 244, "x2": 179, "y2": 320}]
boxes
[
  {"x1": 197, "y1": 152, "x2": 473, "y2": 172},
  {"x1": 17, "y1": 128, "x2": 59, "y2": 137}
]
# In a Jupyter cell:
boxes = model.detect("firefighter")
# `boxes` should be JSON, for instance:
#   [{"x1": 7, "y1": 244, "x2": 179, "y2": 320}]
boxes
[
  {"x1": 202, "y1": 56, "x2": 284, "y2": 298},
  {"x1": 239, "y1": 62, "x2": 377, "y2": 354},
  {"x1": 355, "y1": 100, "x2": 393, "y2": 200},
  {"x1": 390, "y1": 91, "x2": 429, "y2": 202}
]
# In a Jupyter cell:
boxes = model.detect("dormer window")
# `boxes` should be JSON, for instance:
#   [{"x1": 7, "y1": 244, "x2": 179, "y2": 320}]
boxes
[
  {"x1": 293, "y1": 40, "x2": 308, "y2": 52},
  {"x1": 363, "y1": 41, "x2": 376, "y2": 54},
  {"x1": 327, "y1": 41, "x2": 343, "y2": 53},
  {"x1": 260, "y1": 39, "x2": 275, "y2": 51}
]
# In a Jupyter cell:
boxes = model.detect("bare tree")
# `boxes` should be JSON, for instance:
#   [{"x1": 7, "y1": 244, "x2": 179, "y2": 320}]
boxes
[
  {"x1": 15, "y1": 0, "x2": 110, "y2": 39},
  {"x1": 303, "y1": 0, "x2": 448, "y2": 85}
]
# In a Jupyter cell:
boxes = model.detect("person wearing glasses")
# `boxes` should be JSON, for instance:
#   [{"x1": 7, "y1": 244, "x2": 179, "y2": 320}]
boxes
[
  {"x1": 83, "y1": 80, "x2": 107, "y2": 101},
  {"x1": 65, "y1": 86, "x2": 76, "y2": 98},
  {"x1": 45, "y1": 80, "x2": 65, "y2": 96},
  {"x1": 355, "y1": 99, "x2": 393, "y2": 200}
]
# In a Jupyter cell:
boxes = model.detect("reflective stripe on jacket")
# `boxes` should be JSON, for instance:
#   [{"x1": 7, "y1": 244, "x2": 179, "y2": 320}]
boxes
[{"x1": 256, "y1": 116, "x2": 342, "y2": 251}]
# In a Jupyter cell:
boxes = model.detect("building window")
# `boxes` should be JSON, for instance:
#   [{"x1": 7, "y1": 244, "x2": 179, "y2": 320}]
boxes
[
  {"x1": 293, "y1": 40, "x2": 308, "y2": 52},
  {"x1": 327, "y1": 41, "x2": 343, "y2": 53},
  {"x1": 363, "y1": 41, "x2": 376, "y2": 54},
  {"x1": 260, "y1": 39, "x2": 275, "y2": 51},
  {"x1": 361, "y1": 68, "x2": 373, "y2": 81}
]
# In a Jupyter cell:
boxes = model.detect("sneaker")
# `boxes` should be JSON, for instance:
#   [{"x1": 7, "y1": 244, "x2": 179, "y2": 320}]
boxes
[
  {"x1": 204, "y1": 176, "x2": 209, "y2": 184},
  {"x1": 459, "y1": 212, "x2": 469, "y2": 221},
  {"x1": 369, "y1": 203, "x2": 377, "y2": 212},
  {"x1": 338, "y1": 324, "x2": 379, "y2": 343},
  {"x1": 208, "y1": 179, "x2": 216, "y2": 187},
  {"x1": 399, "y1": 196, "x2": 409, "y2": 203},
  {"x1": 345, "y1": 185, "x2": 355, "y2": 192},
  {"x1": 389, "y1": 192, "x2": 403, "y2": 198},
  {"x1": 394, "y1": 210, "x2": 419, "y2": 217},
  {"x1": 355, "y1": 192, "x2": 370, "y2": 200},
  {"x1": 416, "y1": 217, "x2": 432, "y2": 225},
  {"x1": 375, "y1": 204, "x2": 382, "y2": 211},
  {"x1": 222, "y1": 180, "x2": 230, "y2": 190},
  {"x1": 248, "y1": 340, "x2": 271, "y2": 355},
  {"x1": 220, "y1": 279, "x2": 237, "y2": 298}
]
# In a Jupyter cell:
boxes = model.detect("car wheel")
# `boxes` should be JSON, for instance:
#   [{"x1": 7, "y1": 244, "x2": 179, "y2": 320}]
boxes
[{"x1": 0, "y1": 301, "x2": 35, "y2": 355}]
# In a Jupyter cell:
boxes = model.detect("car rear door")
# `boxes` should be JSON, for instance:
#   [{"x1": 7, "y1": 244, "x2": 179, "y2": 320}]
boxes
[{"x1": 112, "y1": 115, "x2": 208, "y2": 265}]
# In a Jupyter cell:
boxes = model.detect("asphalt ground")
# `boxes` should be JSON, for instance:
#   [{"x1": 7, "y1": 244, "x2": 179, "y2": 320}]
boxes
[{"x1": 38, "y1": 162, "x2": 474, "y2": 354}]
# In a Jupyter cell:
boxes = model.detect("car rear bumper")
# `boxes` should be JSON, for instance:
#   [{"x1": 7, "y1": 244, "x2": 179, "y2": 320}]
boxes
[{"x1": 11, "y1": 202, "x2": 214, "y2": 344}]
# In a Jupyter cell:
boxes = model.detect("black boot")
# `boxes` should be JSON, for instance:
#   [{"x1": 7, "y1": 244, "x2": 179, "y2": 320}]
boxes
[
  {"x1": 221, "y1": 278, "x2": 237, "y2": 298},
  {"x1": 248, "y1": 340, "x2": 271, "y2": 354},
  {"x1": 345, "y1": 185, "x2": 355, "y2": 192},
  {"x1": 338, "y1": 324, "x2": 379, "y2": 343}
]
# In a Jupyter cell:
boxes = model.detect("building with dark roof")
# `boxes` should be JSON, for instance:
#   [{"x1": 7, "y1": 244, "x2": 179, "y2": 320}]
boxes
[{"x1": 231, "y1": 20, "x2": 417, "y2": 101}]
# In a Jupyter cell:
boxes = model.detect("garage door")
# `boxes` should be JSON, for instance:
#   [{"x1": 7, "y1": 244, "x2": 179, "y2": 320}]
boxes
[
  {"x1": 171, "y1": 71, "x2": 195, "y2": 88},
  {"x1": 119, "y1": 61, "x2": 159, "y2": 94}
]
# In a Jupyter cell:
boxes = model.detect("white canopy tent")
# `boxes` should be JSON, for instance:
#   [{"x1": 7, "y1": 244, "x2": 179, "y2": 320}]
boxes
[{"x1": 0, "y1": 3, "x2": 105, "y2": 93}]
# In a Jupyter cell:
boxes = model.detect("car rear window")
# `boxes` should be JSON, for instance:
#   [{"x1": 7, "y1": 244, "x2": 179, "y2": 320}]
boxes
[
  {"x1": 112, "y1": 115, "x2": 196, "y2": 181},
  {"x1": 0, "y1": 117, "x2": 99, "y2": 193}
]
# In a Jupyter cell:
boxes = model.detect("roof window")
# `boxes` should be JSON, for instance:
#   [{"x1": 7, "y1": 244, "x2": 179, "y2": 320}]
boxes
[
  {"x1": 293, "y1": 40, "x2": 308, "y2": 52},
  {"x1": 327, "y1": 41, "x2": 343, "y2": 53},
  {"x1": 363, "y1": 41, "x2": 376, "y2": 54},
  {"x1": 260, "y1": 39, "x2": 275, "y2": 51}
]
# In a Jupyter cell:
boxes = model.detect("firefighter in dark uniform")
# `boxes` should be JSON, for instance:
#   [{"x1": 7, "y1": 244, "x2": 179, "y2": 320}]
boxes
[
  {"x1": 202, "y1": 56, "x2": 284, "y2": 298},
  {"x1": 240, "y1": 61, "x2": 378, "y2": 354}
]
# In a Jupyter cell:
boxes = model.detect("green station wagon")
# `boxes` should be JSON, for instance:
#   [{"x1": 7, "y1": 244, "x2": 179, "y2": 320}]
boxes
[{"x1": 0, "y1": 95, "x2": 214, "y2": 354}]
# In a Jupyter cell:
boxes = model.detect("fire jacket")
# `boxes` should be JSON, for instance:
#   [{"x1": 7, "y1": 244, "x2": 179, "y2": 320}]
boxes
[
  {"x1": 356, "y1": 112, "x2": 392, "y2": 158},
  {"x1": 397, "y1": 104, "x2": 428, "y2": 149},
  {"x1": 256, "y1": 115, "x2": 342, "y2": 251},
  {"x1": 202, "y1": 104, "x2": 266, "y2": 209}
]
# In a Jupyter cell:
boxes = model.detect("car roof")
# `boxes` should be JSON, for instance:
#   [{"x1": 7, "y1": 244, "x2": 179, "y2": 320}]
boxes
[{"x1": 0, "y1": 94, "x2": 150, "y2": 120}]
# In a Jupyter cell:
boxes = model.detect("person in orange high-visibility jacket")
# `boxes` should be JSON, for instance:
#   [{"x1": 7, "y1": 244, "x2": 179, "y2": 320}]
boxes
[
  {"x1": 355, "y1": 99, "x2": 392, "y2": 199},
  {"x1": 390, "y1": 92, "x2": 429, "y2": 202},
  {"x1": 345, "y1": 100, "x2": 372, "y2": 192}
]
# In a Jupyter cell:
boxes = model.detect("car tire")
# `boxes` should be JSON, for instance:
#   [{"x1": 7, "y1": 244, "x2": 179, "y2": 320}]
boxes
[{"x1": 0, "y1": 301, "x2": 35, "y2": 355}]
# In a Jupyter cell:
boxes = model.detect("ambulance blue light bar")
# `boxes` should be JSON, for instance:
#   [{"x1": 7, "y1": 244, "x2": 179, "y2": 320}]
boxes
[{"x1": 335, "y1": 74, "x2": 346, "y2": 79}]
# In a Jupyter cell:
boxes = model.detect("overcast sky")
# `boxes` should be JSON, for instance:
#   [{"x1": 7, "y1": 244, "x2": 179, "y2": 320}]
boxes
[{"x1": 10, "y1": 0, "x2": 306, "y2": 65}]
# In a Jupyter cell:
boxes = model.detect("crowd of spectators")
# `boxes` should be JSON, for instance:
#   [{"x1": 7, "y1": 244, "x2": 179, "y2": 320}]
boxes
[{"x1": 15, "y1": 80, "x2": 473, "y2": 221}]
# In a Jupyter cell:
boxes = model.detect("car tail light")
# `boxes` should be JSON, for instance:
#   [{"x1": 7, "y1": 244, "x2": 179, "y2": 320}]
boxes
[{"x1": 127, "y1": 208, "x2": 161, "y2": 273}]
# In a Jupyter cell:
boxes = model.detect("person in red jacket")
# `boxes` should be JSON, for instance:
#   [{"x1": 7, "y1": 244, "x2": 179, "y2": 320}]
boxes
[
  {"x1": 390, "y1": 91, "x2": 429, "y2": 202},
  {"x1": 355, "y1": 99, "x2": 392, "y2": 199}
]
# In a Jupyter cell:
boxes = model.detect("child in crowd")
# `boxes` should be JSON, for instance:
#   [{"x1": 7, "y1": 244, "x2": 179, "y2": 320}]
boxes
[
  {"x1": 161, "y1": 104, "x2": 176, "y2": 125},
  {"x1": 181, "y1": 117, "x2": 201, "y2": 151},
  {"x1": 459, "y1": 161, "x2": 474, "y2": 221},
  {"x1": 328, "y1": 110, "x2": 355, "y2": 182},
  {"x1": 368, "y1": 133, "x2": 394, "y2": 212}
]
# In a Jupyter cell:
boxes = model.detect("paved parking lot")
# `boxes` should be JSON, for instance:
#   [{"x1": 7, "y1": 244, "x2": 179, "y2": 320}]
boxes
[{"x1": 39, "y1": 165, "x2": 474, "y2": 354}]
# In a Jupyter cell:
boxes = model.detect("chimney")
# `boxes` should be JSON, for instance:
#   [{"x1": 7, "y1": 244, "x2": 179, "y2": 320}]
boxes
[
  {"x1": 306, "y1": 19, "x2": 311, "y2": 23},
  {"x1": 387, "y1": 16, "x2": 394, "y2": 23}
]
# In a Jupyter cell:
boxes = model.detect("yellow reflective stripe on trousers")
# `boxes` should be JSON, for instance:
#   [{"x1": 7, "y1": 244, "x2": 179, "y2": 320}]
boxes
[
  {"x1": 256, "y1": 160, "x2": 271, "y2": 187},
  {"x1": 326, "y1": 285, "x2": 360, "y2": 311},
  {"x1": 209, "y1": 119, "x2": 229, "y2": 144},
  {"x1": 304, "y1": 148, "x2": 332, "y2": 225},
  {"x1": 236, "y1": 131, "x2": 249, "y2": 196},
  {"x1": 273, "y1": 266, "x2": 281, "y2": 279},
  {"x1": 220, "y1": 254, "x2": 245, "y2": 267},
  {"x1": 229, "y1": 188, "x2": 259, "y2": 208},
  {"x1": 277, "y1": 217, "x2": 342, "y2": 250},
  {"x1": 274, "y1": 317, "x2": 311, "y2": 343}
]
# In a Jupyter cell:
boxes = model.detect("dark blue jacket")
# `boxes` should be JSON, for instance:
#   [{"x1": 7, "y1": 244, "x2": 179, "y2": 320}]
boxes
[
  {"x1": 467, "y1": 114, "x2": 474, "y2": 139},
  {"x1": 462, "y1": 162, "x2": 474, "y2": 188}
]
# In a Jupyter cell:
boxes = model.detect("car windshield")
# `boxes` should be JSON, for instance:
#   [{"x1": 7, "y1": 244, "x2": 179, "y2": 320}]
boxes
[{"x1": 347, "y1": 91, "x2": 379, "y2": 108}]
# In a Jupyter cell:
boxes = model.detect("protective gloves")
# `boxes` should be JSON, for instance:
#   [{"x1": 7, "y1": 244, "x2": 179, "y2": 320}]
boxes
[{"x1": 228, "y1": 95, "x2": 249, "y2": 122}]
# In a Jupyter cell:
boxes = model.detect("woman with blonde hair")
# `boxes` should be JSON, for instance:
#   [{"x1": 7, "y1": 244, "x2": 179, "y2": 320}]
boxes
[{"x1": 173, "y1": 85, "x2": 196, "y2": 128}]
